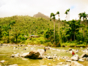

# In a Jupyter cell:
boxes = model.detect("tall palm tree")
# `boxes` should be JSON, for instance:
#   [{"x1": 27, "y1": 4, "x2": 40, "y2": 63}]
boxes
[
  {"x1": 79, "y1": 12, "x2": 87, "y2": 21},
  {"x1": 82, "y1": 12, "x2": 87, "y2": 21},
  {"x1": 65, "y1": 9, "x2": 70, "y2": 21},
  {"x1": 79, "y1": 12, "x2": 87, "y2": 37},
  {"x1": 56, "y1": 11, "x2": 61, "y2": 42},
  {"x1": 56, "y1": 11, "x2": 60, "y2": 20},
  {"x1": 65, "y1": 11, "x2": 68, "y2": 19},
  {"x1": 79, "y1": 13, "x2": 82, "y2": 20},
  {"x1": 50, "y1": 13, "x2": 56, "y2": 44},
  {"x1": 56, "y1": 11, "x2": 60, "y2": 28},
  {"x1": 82, "y1": 12, "x2": 87, "y2": 37}
]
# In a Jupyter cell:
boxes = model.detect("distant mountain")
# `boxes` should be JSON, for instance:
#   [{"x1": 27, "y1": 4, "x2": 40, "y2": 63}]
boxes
[{"x1": 33, "y1": 12, "x2": 50, "y2": 20}]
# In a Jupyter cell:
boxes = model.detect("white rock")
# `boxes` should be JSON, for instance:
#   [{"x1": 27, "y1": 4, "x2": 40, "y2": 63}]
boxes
[
  {"x1": 71, "y1": 54, "x2": 79, "y2": 61},
  {"x1": 46, "y1": 56, "x2": 53, "y2": 59},
  {"x1": 48, "y1": 63, "x2": 51, "y2": 65},
  {"x1": 40, "y1": 65, "x2": 47, "y2": 66},
  {"x1": 53, "y1": 56, "x2": 57, "y2": 59},
  {"x1": 66, "y1": 60, "x2": 71, "y2": 62},
  {"x1": 20, "y1": 52, "x2": 29, "y2": 57},
  {"x1": 0, "y1": 60, "x2": 5, "y2": 63},
  {"x1": 71, "y1": 61, "x2": 83, "y2": 66},
  {"x1": 58, "y1": 62, "x2": 63, "y2": 65},
  {"x1": 56, "y1": 65, "x2": 60, "y2": 66},
  {"x1": 79, "y1": 59, "x2": 84, "y2": 61},
  {"x1": 75, "y1": 50, "x2": 79, "y2": 53},
  {"x1": 37, "y1": 49, "x2": 44, "y2": 56},
  {"x1": 86, "y1": 58, "x2": 88, "y2": 61},
  {"x1": 9, "y1": 64, "x2": 18, "y2": 66},
  {"x1": 11, "y1": 53, "x2": 20, "y2": 57},
  {"x1": 30, "y1": 47, "x2": 34, "y2": 50},
  {"x1": 69, "y1": 51, "x2": 72, "y2": 54},
  {"x1": 57, "y1": 57, "x2": 60, "y2": 60},
  {"x1": 64, "y1": 65, "x2": 70, "y2": 66}
]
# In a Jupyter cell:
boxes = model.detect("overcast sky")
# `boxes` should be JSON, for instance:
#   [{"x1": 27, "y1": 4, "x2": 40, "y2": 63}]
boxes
[{"x1": 0, "y1": 0, "x2": 88, "y2": 20}]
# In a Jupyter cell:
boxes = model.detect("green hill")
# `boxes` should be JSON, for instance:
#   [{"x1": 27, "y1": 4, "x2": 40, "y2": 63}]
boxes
[
  {"x1": 0, "y1": 15, "x2": 55, "y2": 44},
  {"x1": 0, "y1": 15, "x2": 88, "y2": 47}
]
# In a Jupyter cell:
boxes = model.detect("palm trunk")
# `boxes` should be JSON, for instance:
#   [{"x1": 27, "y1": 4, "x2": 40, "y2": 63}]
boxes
[
  {"x1": 83, "y1": 27, "x2": 84, "y2": 37},
  {"x1": 80, "y1": 21, "x2": 82, "y2": 31},
  {"x1": 74, "y1": 32, "x2": 75, "y2": 41},
  {"x1": 16, "y1": 36, "x2": 17, "y2": 43},
  {"x1": 7, "y1": 31, "x2": 9, "y2": 43},
  {"x1": 83, "y1": 18, "x2": 84, "y2": 37},
  {"x1": 54, "y1": 20, "x2": 55, "y2": 44}
]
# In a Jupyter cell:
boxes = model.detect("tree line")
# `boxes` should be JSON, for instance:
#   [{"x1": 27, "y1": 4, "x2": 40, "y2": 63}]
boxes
[{"x1": 0, "y1": 10, "x2": 88, "y2": 47}]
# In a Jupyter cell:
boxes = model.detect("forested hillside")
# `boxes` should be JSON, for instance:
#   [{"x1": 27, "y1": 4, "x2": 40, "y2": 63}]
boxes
[{"x1": 0, "y1": 15, "x2": 88, "y2": 47}]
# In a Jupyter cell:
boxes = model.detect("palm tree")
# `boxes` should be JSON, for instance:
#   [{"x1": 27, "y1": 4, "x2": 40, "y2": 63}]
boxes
[
  {"x1": 56, "y1": 11, "x2": 60, "y2": 27},
  {"x1": 56, "y1": 11, "x2": 61, "y2": 42},
  {"x1": 65, "y1": 9, "x2": 70, "y2": 21},
  {"x1": 82, "y1": 12, "x2": 87, "y2": 21},
  {"x1": 65, "y1": 11, "x2": 68, "y2": 19},
  {"x1": 79, "y1": 12, "x2": 87, "y2": 21},
  {"x1": 56, "y1": 11, "x2": 60, "y2": 20},
  {"x1": 79, "y1": 13, "x2": 82, "y2": 20},
  {"x1": 50, "y1": 13, "x2": 56, "y2": 44},
  {"x1": 67, "y1": 9, "x2": 70, "y2": 12},
  {"x1": 82, "y1": 12, "x2": 87, "y2": 37},
  {"x1": 79, "y1": 12, "x2": 87, "y2": 37}
]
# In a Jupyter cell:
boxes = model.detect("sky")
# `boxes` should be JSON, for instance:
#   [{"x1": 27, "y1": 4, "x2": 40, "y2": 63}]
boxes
[{"x1": 0, "y1": 0, "x2": 88, "y2": 20}]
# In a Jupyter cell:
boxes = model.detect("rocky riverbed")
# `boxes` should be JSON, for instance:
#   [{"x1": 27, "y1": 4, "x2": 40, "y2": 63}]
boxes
[{"x1": 0, "y1": 44, "x2": 88, "y2": 66}]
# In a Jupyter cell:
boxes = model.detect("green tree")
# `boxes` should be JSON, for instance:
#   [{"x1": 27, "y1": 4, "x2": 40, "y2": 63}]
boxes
[
  {"x1": 56, "y1": 11, "x2": 60, "y2": 20},
  {"x1": 79, "y1": 12, "x2": 87, "y2": 37},
  {"x1": 79, "y1": 12, "x2": 87, "y2": 21},
  {"x1": 44, "y1": 29, "x2": 60, "y2": 47},
  {"x1": 66, "y1": 20, "x2": 81, "y2": 41},
  {"x1": 65, "y1": 9, "x2": 70, "y2": 20},
  {"x1": 50, "y1": 13, "x2": 56, "y2": 44},
  {"x1": 0, "y1": 26, "x2": 3, "y2": 40}
]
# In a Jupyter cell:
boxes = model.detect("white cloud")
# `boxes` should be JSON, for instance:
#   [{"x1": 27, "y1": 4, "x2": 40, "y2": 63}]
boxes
[{"x1": 0, "y1": 0, "x2": 88, "y2": 20}]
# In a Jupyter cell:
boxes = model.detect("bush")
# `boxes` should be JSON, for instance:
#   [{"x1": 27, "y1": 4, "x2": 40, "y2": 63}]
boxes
[{"x1": 44, "y1": 29, "x2": 60, "y2": 47}]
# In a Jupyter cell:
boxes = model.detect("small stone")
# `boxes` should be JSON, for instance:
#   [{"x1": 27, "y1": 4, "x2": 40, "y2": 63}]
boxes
[
  {"x1": 40, "y1": 65, "x2": 47, "y2": 66},
  {"x1": 46, "y1": 56, "x2": 53, "y2": 59},
  {"x1": 71, "y1": 61, "x2": 83, "y2": 66},
  {"x1": 58, "y1": 62, "x2": 63, "y2": 65},
  {"x1": 56, "y1": 65, "x2": 60, "y2": 66},
  {"x1": 86, "y1": 58, "x2": 88, "y2": 61},
  {"x1": 0, "y1": 60, "x2": 5, "y2": 63},
  {"x1": 79, "y1": 59, "x2": 84, "y2": 61},
  {"x1": 9, "y1": 64, "x2": 18, "y2": 66},
  {"x1": 66, "y1": 60, "x2": 71, "y2": 62}
]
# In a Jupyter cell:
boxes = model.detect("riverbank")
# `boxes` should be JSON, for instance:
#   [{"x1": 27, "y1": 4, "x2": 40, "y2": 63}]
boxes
[{"x1": 0, "y1": 44, "x2": 88, "y2": 66}]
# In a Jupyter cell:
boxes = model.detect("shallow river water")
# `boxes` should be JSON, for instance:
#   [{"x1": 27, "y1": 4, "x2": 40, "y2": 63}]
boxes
[{"x1": 0, "y1": 44, "x2": 88, "y2": 66}]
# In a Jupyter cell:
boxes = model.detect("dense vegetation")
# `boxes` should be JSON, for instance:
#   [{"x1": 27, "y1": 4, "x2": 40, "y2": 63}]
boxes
[{"x1": 0, "y1": 11, "x2": 88, "y2": 47}]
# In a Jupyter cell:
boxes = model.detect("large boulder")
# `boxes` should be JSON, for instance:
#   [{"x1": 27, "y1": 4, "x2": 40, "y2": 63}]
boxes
[
  {"x1": 20, "y1": 52, "x2": 29, "y2": 57},
  {"x1": 37, "y1": 49, "x2": 44, "y2": 56},
  {"x1": 71, "y1": 61, "x2": 83, "y2": 66},
  {"x1": 25, "y1": 51, "x2": 42, "y2": 59},
  {"x1": 71, "y1": 54, "x2": 79, "y2": 61},
  {"x1": 81, "y1": 54, "x2": 88, "y2": 58}
]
